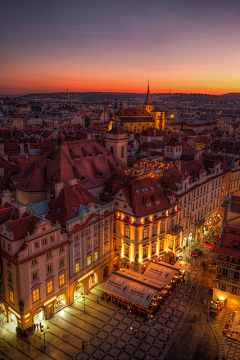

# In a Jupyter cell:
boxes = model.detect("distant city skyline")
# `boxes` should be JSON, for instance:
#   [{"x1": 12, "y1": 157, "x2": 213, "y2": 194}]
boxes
[{"x1": 1, "y1": 0, "x2": 240, "y2": 95}]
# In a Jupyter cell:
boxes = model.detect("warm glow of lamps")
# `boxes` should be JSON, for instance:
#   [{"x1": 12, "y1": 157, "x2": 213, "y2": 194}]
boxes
[{"x1": 219, "y1": 296, "x2": 225, "y2": 301}]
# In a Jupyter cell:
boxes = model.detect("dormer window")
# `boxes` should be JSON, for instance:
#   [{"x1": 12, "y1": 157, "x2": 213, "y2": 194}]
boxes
[
  {"x1": 97, "y1": 172, "x2": 106, "y2": 177},
  {"x1": 80, "y1": 176, "x2": 88, "y2": 181}
]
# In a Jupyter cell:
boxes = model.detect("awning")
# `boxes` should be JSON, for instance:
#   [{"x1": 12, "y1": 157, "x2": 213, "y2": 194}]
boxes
[
  {"x1": 144, "y1": 261, "x2": 178, "y2": 284},
  {"x1": 231, "y1": 308, "x2": 240, "y2": 333},
  {"x1": 102, "y1": 272, "x2": 157, "y2": 308},
  {"x1": 117, "y1": 268, "x2": 166, "y2": 289}
]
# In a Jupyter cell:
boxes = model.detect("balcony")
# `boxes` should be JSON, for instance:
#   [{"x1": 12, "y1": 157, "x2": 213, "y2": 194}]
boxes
[{"x1": 167, "y1": 225, "x2": 183, "y2": 235}]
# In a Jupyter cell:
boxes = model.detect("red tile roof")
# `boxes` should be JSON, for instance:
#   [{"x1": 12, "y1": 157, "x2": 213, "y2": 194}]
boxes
[
  {"x1": 46, "y1": 182, "x2": 103, "y2": 228},
  {"x1": 6, "y1": 213, "x2": 41, "y2": 241},
  {"x1": 118, "y1": 177, "x2": 172, "y2": 217},
  {"x1": 11, "y1": 139, "x2": 127, "y2": 194},
  {"x1": 115, "y1": 108, "x2": 150, "y2": 117}
]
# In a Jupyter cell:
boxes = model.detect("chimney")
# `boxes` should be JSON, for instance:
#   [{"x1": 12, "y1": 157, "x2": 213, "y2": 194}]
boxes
[
  {"x1": 4, "y1": 154, "x2": 8, "y2": 162},
  {"x1": 18, "y1": 204, "x2": 27, "y2": 218},
  {"x1": 0, "y1": 167, "x2": 5, "y2": 178},
  {"x1": 55, "y1": 182, "x2": 64, "y2": 198},
  {"x1": 69, "y1": 178, "x2": 78, "y2": 186},
  {"x1": 1, "y1": 190, "x2": 11, "y2": 207},
  {"x1": 19, "y1": 143, "x2": 25, "y2": 156},
  {"x1": 175, "y1": 160, "x2": 181, "y2": 172},
  {"x1": 0, "y1": 143, "x2": 4, "y2": 155},
  {"x1": 25, "y1": 153, "x2": 29, "y2": 160}
]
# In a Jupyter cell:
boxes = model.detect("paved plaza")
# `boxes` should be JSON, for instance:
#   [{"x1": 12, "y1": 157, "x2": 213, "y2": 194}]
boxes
[
  {"x1": 0, "y1": 262, "x2": 201, "y2": 360},
  {"x1": 210, "y1": 305, "x2": 240, "y2": 360},
  {"x1": 0, "y1": 244, "x2": 239, "y2": 359}
]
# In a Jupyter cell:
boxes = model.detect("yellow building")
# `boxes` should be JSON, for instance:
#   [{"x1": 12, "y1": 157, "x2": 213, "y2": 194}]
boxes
[{"x1": 109, "y1": 83, "x2": 165, "y2": 133}]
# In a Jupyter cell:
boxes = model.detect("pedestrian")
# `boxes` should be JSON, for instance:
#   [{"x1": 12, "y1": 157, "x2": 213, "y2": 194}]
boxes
[
  {"x1": 36, "y1": 323, "x2": 39, "y2": 331},
  {"x1": 39, "y1": 322, "x2": 41, "y2": 329},
  {"x1": 171, "y1": 307, "x2": 175, "y2": 316},
  {"x1": 81, "y1": 340, "x2": 85, "y2": 351}
]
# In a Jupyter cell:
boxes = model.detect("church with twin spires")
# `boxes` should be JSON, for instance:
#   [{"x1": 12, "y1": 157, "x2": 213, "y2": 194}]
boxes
[{"x1": 108, "y1": 82, "x2": 165, "y2": 133}]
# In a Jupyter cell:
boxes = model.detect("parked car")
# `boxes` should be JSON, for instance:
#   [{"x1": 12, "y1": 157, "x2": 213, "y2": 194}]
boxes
[
  {"x1": 204, "y1": 241, "x2": 214, "y2": 249},
  {"x1": 190, "y1": 248, "x2": 202, "y2": 257}
]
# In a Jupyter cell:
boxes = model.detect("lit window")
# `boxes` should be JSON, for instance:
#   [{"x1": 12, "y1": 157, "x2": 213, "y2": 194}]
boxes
[
  {"x1": 75, "y1": 263, "x2": 80, "y2": 273},
  {"x1": 104, "y1": 244, "x2": 108, "y2": 254},
  {"x1": 87, "y1": 256, "x2": 91, "y2": 266},
  {"x1": 124, "y1": 226, "x2": 130, "y2": 238},
  {"x1": 33, "y1": 289, "x2": 39, "y2": 302},
  {"x1": 9, "y1": 290, "x2": 14, "y2": 304},
  {"x1": 143, "y1": 246, "x2": 148, "y2": 258},
  {"x1": 59, "y1": 274, "x2": 65, "y2": 286},
  {"x1": 94, "y1": 251, "x2": 98, "y2": 261},
  {"x1": 47, "y1": 281, "x2": 53, "y2": 293}
]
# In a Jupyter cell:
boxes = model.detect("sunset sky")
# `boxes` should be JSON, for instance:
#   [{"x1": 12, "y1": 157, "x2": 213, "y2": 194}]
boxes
[{"x1": 1, "y1": 0, "x2": 240, "y2": 95}]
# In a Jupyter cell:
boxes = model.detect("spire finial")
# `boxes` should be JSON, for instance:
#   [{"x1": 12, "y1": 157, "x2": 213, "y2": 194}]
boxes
[{"x1": 144, "y1": 79, "x2": 151, "y2": 105}]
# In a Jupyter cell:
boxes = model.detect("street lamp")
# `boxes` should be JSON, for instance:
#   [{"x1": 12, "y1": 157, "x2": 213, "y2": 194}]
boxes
[
  {"x1": 41, "y1": 326, "x2": 49, "y2": 349},
  {"x1": 82, "y1": 294, "x2": 88, "y2": 313}
]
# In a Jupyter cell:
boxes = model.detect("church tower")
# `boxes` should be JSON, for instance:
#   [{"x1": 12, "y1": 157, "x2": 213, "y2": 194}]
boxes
[
  {"x1": 105, "y1": 127, "x2": 129, "y2": 165},
  {"x1": 142, "y1": 80, "x2": 154, "y2": 113}
]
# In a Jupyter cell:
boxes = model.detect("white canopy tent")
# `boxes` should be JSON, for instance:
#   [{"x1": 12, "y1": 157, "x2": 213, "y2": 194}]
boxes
[
  {"x1": 144, "y1": 261, "x2": 177, "y2": 284},
  {"x1": 102, "y1": 272, "x2": 157, "y2": 308},
  {"x1": 117, "y1": 268, "x2": 166, "y2": 289},
  {"x1": 231, "y1": 308, "x2": 240, "y2": 333}
]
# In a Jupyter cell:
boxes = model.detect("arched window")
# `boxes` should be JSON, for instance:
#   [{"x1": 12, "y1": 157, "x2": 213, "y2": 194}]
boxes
[
  {"x1": 121, "y1": 146, "x2": 124, "y2": 158},
  {"x1": 110, "y1": 146, "x2": 113, "y2": 154}
]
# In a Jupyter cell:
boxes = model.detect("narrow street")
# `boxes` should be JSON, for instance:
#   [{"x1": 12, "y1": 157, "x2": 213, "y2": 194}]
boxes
[{"x1": 165, "y1": 246, "x2": 219, "y2": 360}]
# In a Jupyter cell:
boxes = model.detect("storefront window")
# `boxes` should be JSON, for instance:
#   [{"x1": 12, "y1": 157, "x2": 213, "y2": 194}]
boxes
[{"x1": 54, "y1": 295, "x2": 66, "y2": 313}]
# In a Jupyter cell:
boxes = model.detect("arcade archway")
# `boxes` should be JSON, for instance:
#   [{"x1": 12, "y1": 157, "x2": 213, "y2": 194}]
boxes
[
  {"x1": 0, "y1": 303, "x2": 7, "y2": 325},
  {"x1": 74, "y1": 283, "x2": 84, "y2": 301},
  {"x1": 33, "y1": 307, "x2": 45, "y2": 324}
]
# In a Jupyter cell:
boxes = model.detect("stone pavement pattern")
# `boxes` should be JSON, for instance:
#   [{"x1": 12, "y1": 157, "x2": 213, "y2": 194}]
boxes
[
  {"x1": 211, "y1": 305, "x2": 240, "y2": 360},
  {"x1": 0, "y1": 245, "x2": 239, "y2": 359},
  {"x1": 0, "y1": 267, "x2": 199, "y2": 360}
]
